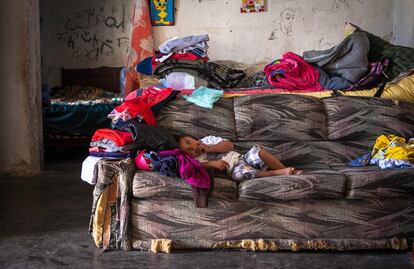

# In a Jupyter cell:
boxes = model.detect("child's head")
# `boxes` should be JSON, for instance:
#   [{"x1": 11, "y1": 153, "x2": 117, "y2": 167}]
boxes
[{"x1": 175, "y1": 134, "x2": 201, "y2": 158}]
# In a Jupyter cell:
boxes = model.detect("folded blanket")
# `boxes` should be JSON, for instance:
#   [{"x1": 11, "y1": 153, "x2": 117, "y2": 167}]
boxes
[
  {"x1": 264, "y1": 52, "x2": 322, "y2": 91},
  {"x1": 153, "y1": 59, "x2": 246, "y2": 89}
]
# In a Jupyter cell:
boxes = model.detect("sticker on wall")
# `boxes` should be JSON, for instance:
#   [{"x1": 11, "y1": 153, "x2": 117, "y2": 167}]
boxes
[
  {"x1": 240, "y1": 0, "x2": 265, "y2": 13},
  {"x1": 149, "y1": 0, "x2": 174, "y2": 26}
]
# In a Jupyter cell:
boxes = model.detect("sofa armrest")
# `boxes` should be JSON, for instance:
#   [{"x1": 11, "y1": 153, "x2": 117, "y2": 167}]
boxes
[{"x1": 89, "y1": 158, "x2": 135, "y2": 251}]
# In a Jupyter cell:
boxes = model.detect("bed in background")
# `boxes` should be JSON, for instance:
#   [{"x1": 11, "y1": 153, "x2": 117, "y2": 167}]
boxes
[{"x1": 43, "y1": 67, "x2": 123, "y2": 149}]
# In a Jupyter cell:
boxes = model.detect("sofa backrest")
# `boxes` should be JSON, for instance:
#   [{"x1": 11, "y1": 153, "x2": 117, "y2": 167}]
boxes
[
  {"x1": 323, "y1": 96, "x2": 414, "y2": 141},
  {"x1": 156, "y1": 94, "x2": 414, "y2": 165},
  {"x1": 233, "y1": 94, "x2": 326, "y2": 142},
  {"x1": 156, "y1": 98, "x2": 236, "y2": 140}
]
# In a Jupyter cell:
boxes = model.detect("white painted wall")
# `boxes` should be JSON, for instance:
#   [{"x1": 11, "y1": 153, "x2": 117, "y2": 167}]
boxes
[
  {"x1": 154, "y1": 0, "x2": 394, "y2": 63},
  {"x1": 393, "y1": 0, "x2": 414, "y2": 48},
  {"x1": 41, "y1": 0, "x2": 405, "y2": 87},
  {"x1": 0, "y1": 0, "x2": 42, "y2": 175}
]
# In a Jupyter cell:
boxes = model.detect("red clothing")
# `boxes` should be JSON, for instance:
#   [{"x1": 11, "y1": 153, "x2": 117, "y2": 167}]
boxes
[
  {"x1": 264, "y1": 52, "x2": 322, "y2": 91},
  {"x1": 115, "y1": 86, "x2": 174, "y2": 127},
  {"x1": 169, "y1": 52, "x2": 209, "y2": 62},
  {"x1": 91, "y1": 129, "x2": 133, "y2": 146},
  {"x1": 113, "y1": 99, "x2": 157, "y2": 126},
  {"x1": 133, "y1": 87, "x2": 174, "y2": 107}
]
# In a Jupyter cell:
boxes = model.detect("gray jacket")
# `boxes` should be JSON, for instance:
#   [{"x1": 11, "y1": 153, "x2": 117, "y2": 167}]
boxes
[{"x1": 303, "y1": 32, "x2": 370, "y2": 83}]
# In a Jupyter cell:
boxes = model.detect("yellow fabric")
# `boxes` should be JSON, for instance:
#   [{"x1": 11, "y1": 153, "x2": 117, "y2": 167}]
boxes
[
  {"x1": 223, "y1": 74, "x2": 414, "y2": 105},
  {"x1": 151, "y1": 239, "x2": 172, "y2": 253},
  {"x1": 372, "y1": 134, "x2": 414, "y2": 163},
  {"x1": 92, "y1": 189, "x2": 108, "y2": 247},
  {"x1": 344, "y1": 22, "x2": 357, "y2": 37}
]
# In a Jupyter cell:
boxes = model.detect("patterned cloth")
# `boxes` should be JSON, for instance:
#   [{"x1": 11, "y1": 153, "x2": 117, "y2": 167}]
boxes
[
  {"x1": 50, "y1": 85, "x2": 122, "y2": 103},
  {"x1": 237, "y1": 71, "x2": 271, "y2": 88},
  {"x1": 348, "y1": 59, "x2": 389, "y2": 90},
  {"x1": 153, "y1": 59, "x2": 246, "y2": 89},
  {"x1": 124, "y1": 0, "x2": 154, "y2": 95},
  {"x1": 232, "y1": 145, "x2": 267, "y2": 182}
]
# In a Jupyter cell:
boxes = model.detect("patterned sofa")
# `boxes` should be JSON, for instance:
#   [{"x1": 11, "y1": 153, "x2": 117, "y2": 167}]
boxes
[{"x1": 91, "y1": 94, "x2": 414, "y2": 252}]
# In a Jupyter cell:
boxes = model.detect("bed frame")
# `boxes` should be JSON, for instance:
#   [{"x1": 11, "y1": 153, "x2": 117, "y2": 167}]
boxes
[
  {"x1": 61, "y1": 66, "x2": 122, "y2": 93},
  {"x1": 44, "y1": 67, "x2": 122, "y2": 150}
]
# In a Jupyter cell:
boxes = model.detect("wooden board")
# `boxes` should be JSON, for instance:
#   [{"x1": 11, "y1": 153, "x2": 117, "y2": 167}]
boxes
[{"x1": 61, "y1": 66, "x2": 122, "y2": 93}]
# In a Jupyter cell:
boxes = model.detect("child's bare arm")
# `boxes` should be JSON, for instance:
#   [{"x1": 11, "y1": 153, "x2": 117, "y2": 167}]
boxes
[
  {"x1": 201, "y1": 160, "x2": 229, "y2": 170},
  {"x1": 199, "y1": 140, "x2": 234, "y2": 153}
]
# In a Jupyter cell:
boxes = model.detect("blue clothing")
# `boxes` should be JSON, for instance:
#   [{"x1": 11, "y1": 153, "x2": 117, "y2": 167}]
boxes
[
  {"x1": 370, "y1": 158, "x2": 413, "y2": 169},
  {"x1": 136, "y1": 57, "x2": 153, "y2": 75},
  {"x1": 347, "y1": 153, "x2": 371, "y2": 167},
  {"x1": 315, "y1": 67, "x2": 352, "y2": 90},
  {"x1": 182, "y1": 86, "x2": 223, "y2": 109},
  {"x1": 90, "y1": 151, "x2": 131, "y2": 158}
]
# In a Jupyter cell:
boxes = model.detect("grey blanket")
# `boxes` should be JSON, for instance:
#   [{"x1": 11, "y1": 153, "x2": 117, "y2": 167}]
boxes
[{"x1": 303, "y1": 32, "x2": 370, "y2": 83}]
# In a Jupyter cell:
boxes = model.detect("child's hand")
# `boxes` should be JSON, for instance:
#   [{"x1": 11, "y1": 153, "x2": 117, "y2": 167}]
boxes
[
  {"x1": 211, "y1": 160, "x2": 229, "y2": 171},
  {"x1": 196, "y1": 143, "x2": 211, "y2": 154}
]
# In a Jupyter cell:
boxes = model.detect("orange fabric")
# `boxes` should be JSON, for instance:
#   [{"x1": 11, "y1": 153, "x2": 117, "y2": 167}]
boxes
[{"x1": 125, "y1": 0, "x2": 154, "y2": 96}]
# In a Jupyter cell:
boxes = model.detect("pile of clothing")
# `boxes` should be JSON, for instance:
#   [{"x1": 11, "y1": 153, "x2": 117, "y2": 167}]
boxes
[
  {"x1": 136, "y1": 34, "x2": 246, "y2": 90},
  {"x1": 260, "y1": 23, "x2": 414, "y2": 93},
  {"x1": 348, "y1": 134, "x2": 414, "y2": 169},
  {"x1": 81, "y1": 85, "x2": 213, "y2": 207},
  {"x1": 81, "y1": 87, "x2": 178, "y2": 185}
]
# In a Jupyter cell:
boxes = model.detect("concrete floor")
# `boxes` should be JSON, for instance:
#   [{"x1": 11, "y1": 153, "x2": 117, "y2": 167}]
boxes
[{"x1": 0, "y1": 151, "x2": 413, "y2": 269}]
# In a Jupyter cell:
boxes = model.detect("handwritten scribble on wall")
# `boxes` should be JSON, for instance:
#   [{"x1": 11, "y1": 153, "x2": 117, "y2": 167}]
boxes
[{"x1": 55, "y1": 4, "x2": 130, "y2": 64}]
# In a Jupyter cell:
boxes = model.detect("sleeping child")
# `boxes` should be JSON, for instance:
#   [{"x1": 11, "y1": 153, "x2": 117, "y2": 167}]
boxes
[{"x1": 176, "y1": 135, "x2": 303, "y2": 182}]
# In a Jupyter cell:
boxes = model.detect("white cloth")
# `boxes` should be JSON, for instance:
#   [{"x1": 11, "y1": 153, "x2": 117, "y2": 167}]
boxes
[
  {"x1": 160, "y1": 72, "x2": 195, "y2": 90},
  {"x1": 81, "y1": 156, "x2": 103, "y2": 185},
  {"x1": 200, "y1": 135, "x2": 224, "y2": 145},
  {"x1": 197, "y1": 136, "x2": 241, "y2": 175}
]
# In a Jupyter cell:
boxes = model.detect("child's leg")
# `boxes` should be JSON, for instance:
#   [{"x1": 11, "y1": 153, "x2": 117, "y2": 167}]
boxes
[
  {"x1": 257, "y1": 147, "x2": 286, "y2": 170},
  {"x1": 257, "y1": 168, "x2": 294, "y2": 177},
  {"x1": 256, "y1": 146, "x2": 303, "y2": 175}
]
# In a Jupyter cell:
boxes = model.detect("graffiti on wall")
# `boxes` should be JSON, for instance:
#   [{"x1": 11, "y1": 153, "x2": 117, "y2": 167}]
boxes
[
  {"x1": 268, "y1": 7, "x2": 301, "y2": 40},
  {"x1": 56, "y1": 3, "x2": 130, "y2": 64}
]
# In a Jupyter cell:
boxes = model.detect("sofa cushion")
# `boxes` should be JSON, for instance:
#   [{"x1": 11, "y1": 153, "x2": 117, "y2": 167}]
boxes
[
  {"x1": 332, "y1": 165, "x2": 414, "y2": 199},
  {"x1": 238, "y1": 164, "x2": 346, "y2": 202},
  {"x1": 234, "y1": 141, "x2": 370, "y2": 166},
  {"x1": 131, "y1": 198, "x2": 414, "y2": 241},
  {"x1": 323, "y1": 96, "x2": 414, "y2": 141},
  {"x1": 132, "y1": 171, "x2": 237, "y2": 201},
  {"x1": 156, "y1": 98, "x2": 236, "y2": 140},
  {"x1": 234, "y1": 94, "x2": 327, "y2": 142}
]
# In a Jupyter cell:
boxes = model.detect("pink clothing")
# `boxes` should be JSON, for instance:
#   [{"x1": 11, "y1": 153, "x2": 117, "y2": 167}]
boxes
[
  {"x1": 264, "y1": 52, "x2": 323, "y2": 91},
  {"x1": 158, "y1": 149, "x2": 211, "y2": 189}
]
